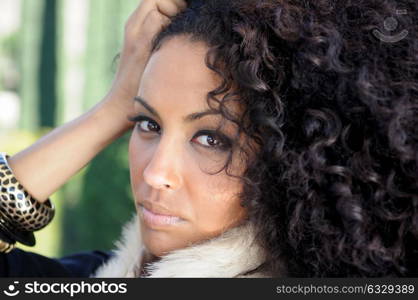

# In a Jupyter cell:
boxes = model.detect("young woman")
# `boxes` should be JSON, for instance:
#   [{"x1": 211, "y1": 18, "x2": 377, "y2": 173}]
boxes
[
  {"x1": 1, "y1": 0, "x2": 417, "y2": 277},
  {"x1": 0, "y1": 0, "x2": 270, "y2": 278}
]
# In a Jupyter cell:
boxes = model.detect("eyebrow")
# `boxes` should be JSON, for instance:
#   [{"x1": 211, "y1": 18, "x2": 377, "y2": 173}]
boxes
[{"x1": 134, "y1": 96, "x2": 219, "y2": 122}]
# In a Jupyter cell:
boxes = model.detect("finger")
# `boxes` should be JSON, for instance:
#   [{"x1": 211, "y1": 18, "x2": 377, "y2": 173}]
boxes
[
  {"x1": 129, "y1": 0, "x2": 151, "y2": 20},
  {"x1": 127, "y1": 0, "x2": 156, "y2": 28},
  {"x1": 172, "y1": 0, "x2": 187, "y2": 10},
  {"x1": 124, "y1": 0, "x2": 157, "y2": 38},
  {"x1": 125, "y1": 0, "x2": 185, "y2": 39},
  {"x1": 156, "y1": 0, "x2": 187, "y2": 17},
  {"x1": 141, "y1": 9, "x2": 171, "y2": 38}
]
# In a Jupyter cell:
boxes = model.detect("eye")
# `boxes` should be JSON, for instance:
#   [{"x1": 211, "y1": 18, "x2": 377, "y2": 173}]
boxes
[
  {"x1": 131, "y1": 115, "x2": 161, "y2": 133},
  {"x1": 139, "y1": 119, "x2": 159, "y2": 132},
  {"x1": 192, "y1": 130, "x2": 231, "y2": 151},
  {"x1": 194, "y1": 135, "x2": 220, "y2": 147}
]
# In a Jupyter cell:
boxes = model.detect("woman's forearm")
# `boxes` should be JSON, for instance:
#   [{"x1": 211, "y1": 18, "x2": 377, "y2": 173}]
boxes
[{"x1": 7, "y1": 99, "x2": 130, "y2": 203}]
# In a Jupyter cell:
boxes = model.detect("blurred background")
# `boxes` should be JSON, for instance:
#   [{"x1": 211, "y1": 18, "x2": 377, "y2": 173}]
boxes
[{"x1": 0, "y1": 0, "x2": 140, "y2": 257}]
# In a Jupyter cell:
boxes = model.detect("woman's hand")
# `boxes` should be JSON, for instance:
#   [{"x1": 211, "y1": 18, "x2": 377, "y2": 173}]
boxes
[{"x1": 102, "y1": 0, "x2": 187, "y2": 131}]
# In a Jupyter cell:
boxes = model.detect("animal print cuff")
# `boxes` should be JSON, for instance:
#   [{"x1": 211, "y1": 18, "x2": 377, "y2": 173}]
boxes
[{"x1": 0, "y1": 152, "x2": 55, "y2": 251}]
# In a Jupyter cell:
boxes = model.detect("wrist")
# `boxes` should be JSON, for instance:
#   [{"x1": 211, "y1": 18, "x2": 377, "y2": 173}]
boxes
[
  {"x1": 87, "y1": 98, "x2": 134, "y2": 147},
  {"x1": 0, "y1": 152, "x2": 55, "y2": 251}
]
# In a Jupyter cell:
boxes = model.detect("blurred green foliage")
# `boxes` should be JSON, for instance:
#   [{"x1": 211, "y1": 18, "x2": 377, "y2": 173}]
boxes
[
  {"x1": 62, "y1": 131, "x2": 135, "y2": 255},
  {"x1": 1, "y1": 0, "x2": 139, "y2": 258}
]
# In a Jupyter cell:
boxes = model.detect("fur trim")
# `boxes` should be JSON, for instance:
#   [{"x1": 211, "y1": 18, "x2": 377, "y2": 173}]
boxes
[
  {"x1": 92, "y1": 214, "x2": 269, "y2": 278},
  {"x1": 91, "y1": 215, "x2": 143, "y2": 278}
]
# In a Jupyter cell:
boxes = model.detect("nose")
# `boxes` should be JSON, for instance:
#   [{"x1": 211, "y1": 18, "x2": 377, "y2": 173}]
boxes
[{"x1": 142, "y1": 137, "x2": 183, "y2": 191}]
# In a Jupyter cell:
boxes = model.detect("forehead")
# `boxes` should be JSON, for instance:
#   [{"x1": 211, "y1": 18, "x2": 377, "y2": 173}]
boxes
[{"x1": 138, "y1": 35, "x2": 221, "y2": 112}]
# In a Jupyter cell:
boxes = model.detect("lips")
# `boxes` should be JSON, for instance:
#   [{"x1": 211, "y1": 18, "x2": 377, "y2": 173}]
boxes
[
  {"x1": 139, "y1": 202, "x2": 176, "y2": 216},
  {"x1": 137, "y1": 202, "x2": 183, "y2": 227}
]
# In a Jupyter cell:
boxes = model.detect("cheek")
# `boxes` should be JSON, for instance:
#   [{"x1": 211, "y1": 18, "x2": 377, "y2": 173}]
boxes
[
  {"x1": 191, "y1": 174, "x2": 247, "y2": 233},
  {"x1": 190, "y1": 151, "x2": 248, "y2": 232},
  {"x1": 129, "y1": 132, "x2": 148, "y2": 190},
  {"x1": 128, "y1": 133, "x2": 138, "y2": 186},
  {"x1": 128, "y1": 133, "x2": 136, "y2": 167}
]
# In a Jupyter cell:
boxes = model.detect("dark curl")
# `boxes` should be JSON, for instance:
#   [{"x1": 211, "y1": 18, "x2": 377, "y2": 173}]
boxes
[{"x1": 151, "y1": 0, "x2": 418, "y2": 276}]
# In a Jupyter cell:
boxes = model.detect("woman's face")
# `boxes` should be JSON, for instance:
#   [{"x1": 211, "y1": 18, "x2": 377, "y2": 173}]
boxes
[{"x1": 128, "y1": 35, "x2": 248, "y2": 257}]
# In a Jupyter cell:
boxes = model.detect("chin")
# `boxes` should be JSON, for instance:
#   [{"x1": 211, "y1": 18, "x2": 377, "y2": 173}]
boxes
[
  {"x1": 142, "y1": 236, "x2": 179, "y2": 257},
  {"x1": 139, "y1": 220, "x2": 180, "y2": 257},
  {"x1": 144, "y1": 245, "x2": 168, "y2": 258}
]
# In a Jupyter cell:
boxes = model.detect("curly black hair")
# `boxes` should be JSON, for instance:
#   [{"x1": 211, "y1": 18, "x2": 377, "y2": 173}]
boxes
[{"x1": 150, "y1": 0, "x2": 418, "y2": 277}]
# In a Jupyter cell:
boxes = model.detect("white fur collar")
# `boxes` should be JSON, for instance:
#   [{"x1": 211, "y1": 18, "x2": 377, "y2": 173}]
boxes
[{"x1": 91, "y1": 214, "x2": 269, "y2": 278}]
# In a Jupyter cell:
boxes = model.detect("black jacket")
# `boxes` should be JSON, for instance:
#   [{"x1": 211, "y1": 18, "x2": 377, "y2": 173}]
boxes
[{"x1": 0, "y1": 248, "x2": 112, "y2": 277}]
